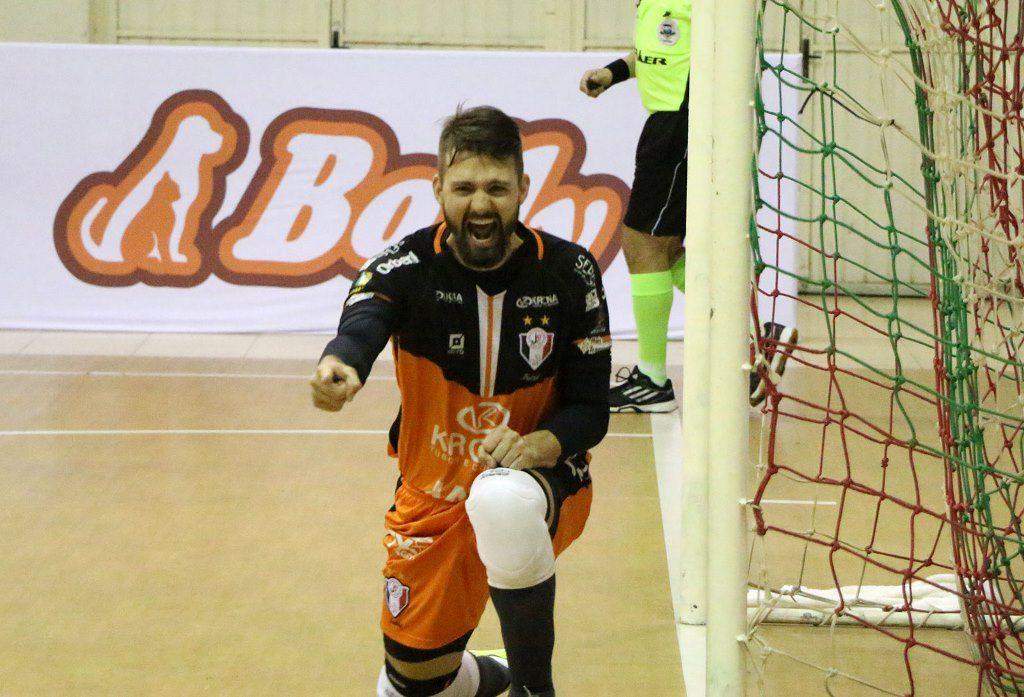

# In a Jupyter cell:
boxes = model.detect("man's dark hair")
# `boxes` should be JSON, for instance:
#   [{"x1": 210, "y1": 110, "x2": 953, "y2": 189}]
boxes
[{"x1": 438, "y1": 105, "x2": 523, "y2": 177}]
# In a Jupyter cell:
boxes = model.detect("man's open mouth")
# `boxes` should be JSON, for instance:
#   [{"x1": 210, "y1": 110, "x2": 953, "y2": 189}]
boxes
[{"x1": 467, "y1": 219, "x2": 500, "y2": 241}]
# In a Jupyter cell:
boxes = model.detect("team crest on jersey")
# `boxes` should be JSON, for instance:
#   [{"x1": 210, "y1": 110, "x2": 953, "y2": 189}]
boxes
[
  {"x1": 519, "y1": 326, "x2": 555, "y2": 370},
  {"x1": 658, "y1": 18, "x2": 679, "y2": 46},
  {"x1": 384, "y1": 577, "x2": 410, "y2": 618}
]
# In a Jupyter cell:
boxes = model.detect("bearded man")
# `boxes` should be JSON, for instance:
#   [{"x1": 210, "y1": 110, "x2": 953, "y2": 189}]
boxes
[{"x1": 311, "y1": 106, "x2": 611, "y2": 697}]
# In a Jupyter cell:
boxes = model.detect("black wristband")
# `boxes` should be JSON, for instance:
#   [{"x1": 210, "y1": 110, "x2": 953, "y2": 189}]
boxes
[{"x1": 605, "y1": 58, "x2": 631, "y2": 86}]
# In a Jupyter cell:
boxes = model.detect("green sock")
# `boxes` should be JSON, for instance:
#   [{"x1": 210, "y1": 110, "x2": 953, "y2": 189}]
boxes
[
  {"x1": 630, "y1": 271, "x2": 674, "y2": 386},
  {"x1": 670, "y1": 254, "x2": 686, "y2": 293}
]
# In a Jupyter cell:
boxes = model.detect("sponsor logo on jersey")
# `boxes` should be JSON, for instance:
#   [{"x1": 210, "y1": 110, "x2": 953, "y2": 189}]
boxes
[
  {"x1": 565, "y1": 452, "x2": 591, "y2": 484},
  {"x1": 456, "y1": 402, "x2": 510, "y2": 434},
  {"x1": 585, "y1": 288, "x2": 601, "y2": 311},
  {"x1": 54, "y1": 90, "x2": 628, "y2": 287},
  {"x1": 377, "y1": 243, "x2": 403, "y2": 258},
  {"x1": 515, "y1": 294, "x2": 559, "y2": 309},
  {"x1": 345, "y1": 291, "x2": 374, "y2": 307},
  {"x1": 448, "y1": 333, "x2": 465, "y2": 355},
  {"x1": 637, "y1": 49, "x2": 668, "y2": 66},
  {"x1": 574, "y1": 254, "x2": 597, "y2": 287},
  {"x1": 360, "y1": 243, "x2": 404, "y2": 272},
  {"x1": 384, "y1": 577, "x2": 410, "y2": 617},
  {"x1": 375, "y1": 250, "x2": 418, "y2": 275},
  {"x1": 423, "y1": 479, "x2": 468, "y2": 502},
  {"x1": 520, "y1": 326, "x2": 555, "y2": 370},
  {"x1": 384, "y1": 530, "x2": 434, "y2": 560},
  {"x1": 658, "y1": 18, "x2": 680, "y2": 46},
  {"x1": 350, "y1": 270, "x2": 372, "y2": 294},
  {"x1": 575, "y1": 334, "x2": 612, "y2": 355},
  {"x1": 431, "y1": 402, "x2": 511, "y2": 470},
  {"x1": 435, "y1": 290, "x2": 464, "y2": 304}
]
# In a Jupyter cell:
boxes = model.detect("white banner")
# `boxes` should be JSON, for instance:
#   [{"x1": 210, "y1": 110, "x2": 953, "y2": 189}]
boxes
[{"x1": 0, "y1": 44, "x2": 798, "y2": 336}]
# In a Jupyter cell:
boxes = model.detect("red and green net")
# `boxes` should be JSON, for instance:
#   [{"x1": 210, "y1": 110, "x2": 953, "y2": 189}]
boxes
[{"x1": 750, "y1": 1, "x2": 1024, "y2": 694}]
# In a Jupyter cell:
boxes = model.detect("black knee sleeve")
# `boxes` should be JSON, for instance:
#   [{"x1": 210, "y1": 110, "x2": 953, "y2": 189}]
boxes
[
  {"x1": 382, "y1": 631, "x2": 473, "y2": 697},
  {"x1": 384, "y1": 660, "x2": 459, "y2": 697}
]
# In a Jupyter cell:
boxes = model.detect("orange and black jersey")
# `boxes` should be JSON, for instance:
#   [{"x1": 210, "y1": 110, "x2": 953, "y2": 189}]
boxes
[{"x1": 323, "y1": 222, "x2": 611, "y2": 502}]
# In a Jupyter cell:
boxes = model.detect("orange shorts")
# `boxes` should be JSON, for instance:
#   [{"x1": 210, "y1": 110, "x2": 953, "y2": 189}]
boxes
[{"x1": 379, "y1": 468, "x2": 592, "y2": 650}]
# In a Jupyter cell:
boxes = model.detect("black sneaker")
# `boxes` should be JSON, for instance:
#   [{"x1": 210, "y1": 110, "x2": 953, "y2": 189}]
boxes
[
  {"x1": 609, "y1": 366, "x2": 677, "y2": 413},
  {"x1": 749, "y1": 322, "x2": 799, "y2": 406},
  {"x1": 471, "y1": 650, "x2": 511, "y2": 697}
]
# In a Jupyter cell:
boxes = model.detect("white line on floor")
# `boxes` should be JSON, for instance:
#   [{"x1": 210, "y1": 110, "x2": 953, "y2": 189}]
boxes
[
  {"x1": 0, "y1": 428, "x2": 389, "y2": 436},
  {"x1": 0, "y1": 429, "x2": 655, "y2": 438},
  {"x1": 649, "y1": 412, "x2": 704, "y2": 696},
  {"x1": 646, "y1": 418, "x2": 835, "y2": 696},
  {"x1": 0, "y1": 369, "x2": 395, "y2": 381}
]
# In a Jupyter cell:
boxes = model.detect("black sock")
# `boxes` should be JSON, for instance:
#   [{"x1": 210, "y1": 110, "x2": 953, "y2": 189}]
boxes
[{"x1": 489, "y1": 575, "x2": 556, "y2": 695}]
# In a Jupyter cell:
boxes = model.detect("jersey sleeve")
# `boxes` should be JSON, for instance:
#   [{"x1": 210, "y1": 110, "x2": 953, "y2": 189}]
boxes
[
  {"x1": 320, "y1": 241, "x2": 422, "y2": 383},
  {"x1": 539, "y1": 249, "x2": 612, "y2": 455}
]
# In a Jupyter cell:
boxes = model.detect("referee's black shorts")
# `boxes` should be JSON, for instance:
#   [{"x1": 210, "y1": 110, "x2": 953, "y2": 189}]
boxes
[{"x1": 623, "y1": 106, "x2": 689, "y2": 238}]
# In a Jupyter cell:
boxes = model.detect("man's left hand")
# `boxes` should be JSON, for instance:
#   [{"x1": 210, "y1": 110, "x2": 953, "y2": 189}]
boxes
[{"x1": 479, "y1": 426, "x2": 558, "y2": 470}]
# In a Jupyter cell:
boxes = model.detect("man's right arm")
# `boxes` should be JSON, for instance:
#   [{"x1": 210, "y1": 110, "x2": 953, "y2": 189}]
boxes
[
  {"x1": 311, "y1": 241, "x2": 417, "y2": 411},
  {"x1": 311, "y1": 296, "x2": 397, "y2": 412},
  {"x1": 320, "y1": 297, "x2": 396, "y2": 384}
]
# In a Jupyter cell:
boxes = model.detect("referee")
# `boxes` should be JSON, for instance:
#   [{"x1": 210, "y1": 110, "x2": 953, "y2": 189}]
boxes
[{"x1": 580, "y1": 0, "x2": 692, "y2": 413}]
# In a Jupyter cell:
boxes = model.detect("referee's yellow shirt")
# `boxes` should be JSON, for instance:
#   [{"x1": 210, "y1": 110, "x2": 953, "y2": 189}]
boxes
[{"x1": 634, "y1": 0, "x2": 692, "y2": 113}]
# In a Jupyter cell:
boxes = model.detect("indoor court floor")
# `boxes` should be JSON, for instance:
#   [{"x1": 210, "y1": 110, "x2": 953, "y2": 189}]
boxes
[
  {"x1": 0, "y1": 333, "x2": 684, "y2": 696},
  {"x1": 0, "y1": 298, "x2": 985, "y2": 695}
]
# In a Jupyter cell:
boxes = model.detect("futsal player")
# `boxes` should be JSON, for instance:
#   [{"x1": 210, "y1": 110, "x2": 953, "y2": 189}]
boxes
[{"x1": 311, "y1": 106, "x2": 611, "y2": 697}]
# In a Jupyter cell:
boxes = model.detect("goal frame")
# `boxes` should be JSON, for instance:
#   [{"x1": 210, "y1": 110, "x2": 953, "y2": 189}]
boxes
[{"x1": 680, "y1": 0, "x2": 755, "y2": 695}]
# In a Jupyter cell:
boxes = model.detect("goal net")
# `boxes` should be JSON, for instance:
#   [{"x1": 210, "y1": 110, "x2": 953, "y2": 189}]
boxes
[{"x1": 749, "y1": 1, "x2": 1024, "y2": 694}]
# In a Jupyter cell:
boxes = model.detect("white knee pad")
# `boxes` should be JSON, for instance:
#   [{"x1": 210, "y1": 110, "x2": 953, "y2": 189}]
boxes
[{"x1": 465, "y1": 468, "x2": 555, "y2": 590}]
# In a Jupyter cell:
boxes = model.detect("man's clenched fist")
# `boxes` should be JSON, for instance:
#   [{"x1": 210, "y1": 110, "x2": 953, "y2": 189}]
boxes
[{"x1": 310, "y1": 355, "x2": 362, "y2": 412}]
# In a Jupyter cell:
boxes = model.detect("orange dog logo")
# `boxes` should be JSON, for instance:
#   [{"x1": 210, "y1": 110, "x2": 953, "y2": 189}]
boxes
[
  {"x1": 119, "y1": 172, "x2": 182, "y2": 267},
  {"x1": 54, "y1": 90, "x2": 628, "y2": 287},
  {"x1": 54, "y1": 90, "x2": 248, "y2": 286}
]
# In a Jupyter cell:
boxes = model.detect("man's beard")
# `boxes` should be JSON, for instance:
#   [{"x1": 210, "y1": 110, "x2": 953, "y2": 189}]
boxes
[{"x1": 444, "y1": 208, "x2": 519, "y2": 270}]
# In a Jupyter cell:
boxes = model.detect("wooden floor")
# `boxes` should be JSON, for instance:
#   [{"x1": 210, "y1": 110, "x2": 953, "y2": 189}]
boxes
[
  {"x1": 0, "y1": 311, "x2": 986, "y2": 695},
  {"x1": 0, "y1": 350, "x2": 683, "y2": 696}
]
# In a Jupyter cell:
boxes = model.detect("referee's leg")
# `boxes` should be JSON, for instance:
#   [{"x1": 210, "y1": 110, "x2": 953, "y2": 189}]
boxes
[{"x1": 608, "y1": 225, "x2": 683, "y2": 412}]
